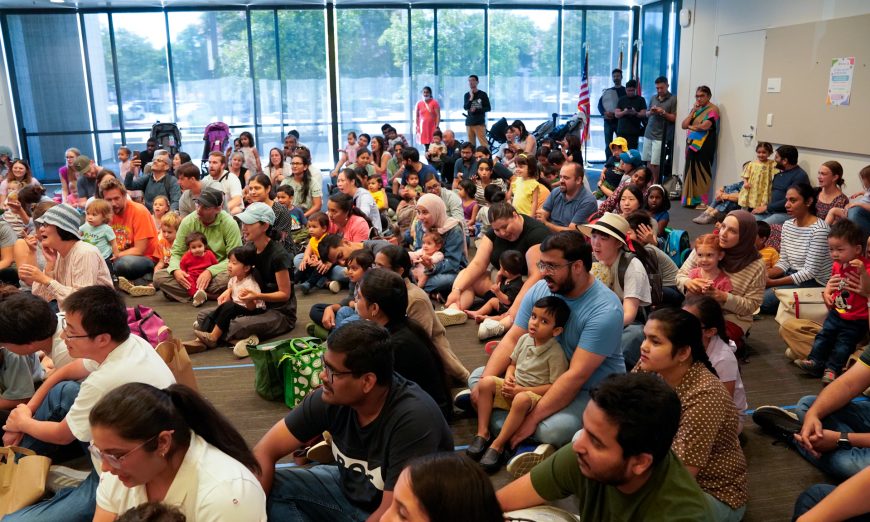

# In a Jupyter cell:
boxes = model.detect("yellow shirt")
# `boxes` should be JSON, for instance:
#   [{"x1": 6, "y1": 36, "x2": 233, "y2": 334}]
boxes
[
  {"x1": 759, "y1": 246, "x2": 780, "y2": 269},
  {"x1": 308, "y1": 233, "x2": 327, "y2": 260},
  {"x1": 371, "y1": 189, "x2": 388, "y2": 210},
  {"x1": 510, "y1": 177, "x2": 546, "y2": 216}
]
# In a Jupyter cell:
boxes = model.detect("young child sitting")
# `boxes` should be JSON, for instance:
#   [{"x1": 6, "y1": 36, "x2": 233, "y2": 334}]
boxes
[
  {"x1": 2, "y1": 181, "x2": 26, "y2": 238},
  {"x1": 308, "y1": 249, "x2": 374, "y2": 339},
  {"x1": 151, "y1": 195, "x2": 170, "y2": 233},
  {"x1": 686, "y1": 233, "x2": 733, "y2": 295},
  {"x1": 194, "y1": 243, "x2": 266, "y2": 357},
  {"x1": 367, "y1": 175, "x2": 388, "y2": 211},
  {"x1": 409, "y1": 231, "x2": 444, "y2": 291},
  {"x1": 79, "y1": 198, "x2": 119, "y2": 279},
  {"x1": 466, "y1": 250, "x2": 525, "y2": 323},
  {"x1": 396, "y1": 171, "x2": 422, "y2": 234},
  {"x1": 794, "y1": 220, "x2": 870, "y2": 383},
  {"x1": 755, "y1": 220, "x2": 780, "y2": 269},
  {"x1": 457, "y1": 179, "x2": 480, "y2": 238},
  {"x1": 466, "y1": 296, "x2": 570, "y2": 473},
  {"x1": 275, "y1": 185, "x2": 308, "y2": 251},
  {"x1": 500, "y1": 147, "x2": 517, "y2": 171},
  {"x1": 295, "y1": 212, "x2": 330, "y2": 295},
  {"x1": 595, "y1": 137, "x2": 628, "y2": 199},
  {"x1": 425, "y1": 129, "x2": 447, "y2": 172},
  {"x1": 180, "y1": 231, "x2": 218, "y2": 307}
]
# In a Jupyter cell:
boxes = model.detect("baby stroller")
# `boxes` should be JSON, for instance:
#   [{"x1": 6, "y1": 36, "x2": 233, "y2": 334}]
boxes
[
  {"x1": 150, "y1": 122, "x2": 182, "y2": 157},
  {"x1": 531, "y1": 117, "x2": 556, "y2": 147},
  {"x1": 486, "y1": 117, "x2": 508, "y2": 154},
  {"x1": 202, "y1": 122, "x2": 231, "y2": 173}
]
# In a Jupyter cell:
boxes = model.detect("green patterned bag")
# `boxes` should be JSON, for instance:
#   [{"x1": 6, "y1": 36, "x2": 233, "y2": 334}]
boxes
[
  {"x1": 249, "y1": 340, "x2": 295, "y2": 401},
  {"x1": 278, "y1": 337, "x2": 326, "y2": 408}
]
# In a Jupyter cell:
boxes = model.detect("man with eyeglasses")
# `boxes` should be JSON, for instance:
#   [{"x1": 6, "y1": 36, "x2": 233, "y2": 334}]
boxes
[
  {"x1": 422, "y1": 173, "x2": 464, "y2": 220},
  {"x1": 0, "y1": 286, "x2": 175, "y2": 521},
  {"x1": 464, "y1": 231, "x2": 624, "y2": 477},
  {"x1": 254, "y1": 321, "x2": 453, "y2": 521},
  {"x1": 123, "y1": 149, "x2": 181, "y2": 212}
]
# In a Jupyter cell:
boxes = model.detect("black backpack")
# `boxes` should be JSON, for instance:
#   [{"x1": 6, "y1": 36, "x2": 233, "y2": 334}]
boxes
[{"x1": 616, "y1": 246, "x2": 664, "y2": 309}]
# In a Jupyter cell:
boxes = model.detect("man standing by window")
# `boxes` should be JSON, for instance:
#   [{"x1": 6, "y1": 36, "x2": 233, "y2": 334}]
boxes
[
  {"x1": 597, "y1": 69, "x2": 626, "y2": 146},
  {"x1": 464, "y1": 75, "x2": 491, "y2": 148}
]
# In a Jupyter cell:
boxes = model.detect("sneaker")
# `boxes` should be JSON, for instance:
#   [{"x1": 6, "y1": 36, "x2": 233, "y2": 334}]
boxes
[
  {"x1": 194, "y1": 330, "x2": 218, "y2": 350},
  {"x1": 128, "y1": 284, "x2": 156, "y2": 297},
  {"x1": 822, "y1": 369, "x2": 837, "y2": 385},
  {"x1": 466, "y1": 435, "x2": 491, "y2": 461},
  {"x1": 117, "y1": 276, "x2": 134, "y2": 294},
  {"x1": 752, "y1": 405, "x2": 801, "y2": 442},
  {"x1": 182, "y1": 339, "x2": 207, "y2": 355},
  {"x1": 47, "y1": 465, "x2": 91, "y2": 493},
  {"x1": 696, "y1": 203, "x2": 708, "y2": 210},
  {"x1": 453, "y1": 389, "x2": 472, "y2": 413},
  {"x1": 478, "y1": 319, "x2": 505, "y2": 341},
  {"x1": 436, "y1": 307, "x2": 468, "y2": 327},
  {"x1": 484, "y1": 340, "x2": 499, "y2": 355},
  {"x1": 193, "y1": 320, "x2": 199, "y2": 330},
  {"x1": 306, "y1": 440, "x2": 335, "y2": 464},
  {"x1": 299, "y1": 282, "x2": 312, "y2": 295},
  {"x1": 794, "y1": 359, "x2": 824, "y2": 377},
  {"x1": 784, "y1": 348, "x2": 798, "y2": 361},
  {"x1": 506, "y1": 444, "x2": 555, "y2": 478},
  {"x1": 479, "y1": 446, "x2": 506, "y2": 474},
  {"x1": 192, "y1": 289, "x2": 207, "y2": 307},
  {"x1": 328, "y1": 280, "x2": 341, "y2": 294},
  {"x1": 233, "y1": 335, "x2": 259, "y2": 358},
  {"x1": 307, "y1": 322, "x2": 330, "y2": 340}
]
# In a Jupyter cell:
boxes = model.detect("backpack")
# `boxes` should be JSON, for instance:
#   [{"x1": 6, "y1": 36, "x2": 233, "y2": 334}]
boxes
[
  {"x1": 661, "y1": 228, "x2": 691, "y2": 267},
  {"x1": 150, "y1": 122, "x2": 182, "y2": 157},
  {"x1": 202, "y1": 122, "x2": 231, "y2": 161},
  {"x1": 617, "y1": 246, "x2": 664, "y2": 309}
]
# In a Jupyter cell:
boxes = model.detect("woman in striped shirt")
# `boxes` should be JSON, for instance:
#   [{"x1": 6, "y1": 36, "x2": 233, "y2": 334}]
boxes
[{"x1": 760, "y1": 182, "x2": 832, "y2": 314}]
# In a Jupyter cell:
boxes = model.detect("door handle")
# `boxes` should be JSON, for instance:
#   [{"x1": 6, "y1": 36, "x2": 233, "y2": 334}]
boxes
[{"x1": 741, "y1": 133, "x2": 754, "y2": 139}]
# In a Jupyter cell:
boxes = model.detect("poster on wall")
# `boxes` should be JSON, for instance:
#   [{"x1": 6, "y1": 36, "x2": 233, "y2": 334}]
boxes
[{"x1": 827, "y1": 56, "x2": 855, "y2": 106}]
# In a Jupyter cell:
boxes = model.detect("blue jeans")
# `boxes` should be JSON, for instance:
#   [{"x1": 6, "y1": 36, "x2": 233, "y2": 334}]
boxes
[
  {"x1": 793, "y1": 483, "x2": 870, "y2": 521},
  {"x1": 113, "y1": 255, "x2": 155, "y2": 281},
  {"x1": 20, "y1": 381, "x2": 83, "y2": 461},
  {"x1": 795, "y1": 395, "x2": 870, "y2": 480},
  {"x1": 808, "y1": 312, "x2": 869, "y2": 373},
  {"x1": 705, "y1": 492, "x2": 746, "y2": 522},
  {"x1": 754, "y1": 212, "x2": 789, "y2": 225},
  {"x1": 849, "y1": 206, "x2": 870, "y2": 239},
  {"x1": 4, "y1": 469, "x2": 98, "y2": 522},
  {"x1": 621, "y1": 323, "x2": 645, "y2": 371},
  {"x1": 468, "y1": 366, "x2": 591, "y2": 447},
  {"x1": 760, "y1": 270, "x2": 821, "y2": 315},
  {"x1": 421, "y1": 272, "x2": 456, "y2": 296},
  {"x1": 712, "y1": 200, "x2": 740, "y2": 215},
  {"x1": 268, "y1": 465, "x2": 370, "y2": 522},
  {"x1": 335, "y1": 307, "x2": 359, "y2": 329}
]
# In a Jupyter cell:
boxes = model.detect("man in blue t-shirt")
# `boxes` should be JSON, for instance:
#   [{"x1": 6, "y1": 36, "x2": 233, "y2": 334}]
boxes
[
  {"x1": 538, "y1": 162, "x2": 598, "y2": 232},
  {"x1": 399, "y1": 147, "x2": 439, "y2": 186},
  {"x1": 466, "y1": 231, "x2": 624, "y2": 476}
]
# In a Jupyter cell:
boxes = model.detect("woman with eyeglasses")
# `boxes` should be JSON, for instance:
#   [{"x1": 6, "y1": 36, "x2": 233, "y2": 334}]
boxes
[
  {"x1": 681, "y1": 85, "x2": 720, "y2": 208},
  {"x1": 89, "y1": 382, "x2": 266, "y2": 522},
  {"x1": 281, "y1": 149, "x2": 322, "y2": 219},
  {"x1": 59, "y1": 147, "x2": 81, "y2": 205}
]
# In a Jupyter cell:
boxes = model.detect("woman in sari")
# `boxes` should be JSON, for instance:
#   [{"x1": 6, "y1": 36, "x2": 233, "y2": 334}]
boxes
[{"x1": 681, "y1": 85, "x2": 720, "y2": 208}]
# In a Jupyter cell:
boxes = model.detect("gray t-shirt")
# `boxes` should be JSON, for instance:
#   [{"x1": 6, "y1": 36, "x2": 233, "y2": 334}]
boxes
[
  {"x1": 645, "y1": 92, "x2": 678, "y2": 140},
  {"x1": 609, "y1": 253, "x2": 652, "y2": 307},
  {"x1": 511, "y1": 334, "x2": 568, "y2": 388},
  {"x1": 281, "y1": 170, "x2": 323, "y2": 213},
  {"x1": 0, "y1": 221, "x2": 17, "y2": 247},
  {"x1": 0, "y1": 348, "x2": 44, "y2": 401}
]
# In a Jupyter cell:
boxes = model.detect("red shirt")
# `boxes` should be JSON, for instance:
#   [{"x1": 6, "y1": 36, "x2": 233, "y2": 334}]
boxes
[
  {"x1": 832, "y1": 257, "x2": 870, "y2": 321},
  {"x1": 180, "y1": 250, "x2": 218, "y2": 296}
]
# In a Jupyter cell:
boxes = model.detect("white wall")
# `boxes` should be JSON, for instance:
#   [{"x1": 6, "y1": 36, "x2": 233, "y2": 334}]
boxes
[
  {"x1": 675, "y1": 0, "x2": 870, "y2": 189},
  {"x1": 0, "y1": 32, "x2": 19, "y2": 156}
]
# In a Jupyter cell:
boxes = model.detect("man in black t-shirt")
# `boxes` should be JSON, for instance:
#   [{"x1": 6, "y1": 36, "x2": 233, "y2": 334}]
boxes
[
  {"x1": 464, "y1": 74, "x2": 491, "y2": 148},
  {"x1": 615, "y1": 80, "x2": 647, "y2": 150},
  {"x1": 254, "y1": 321, "x2": 453, "y2": 521}
]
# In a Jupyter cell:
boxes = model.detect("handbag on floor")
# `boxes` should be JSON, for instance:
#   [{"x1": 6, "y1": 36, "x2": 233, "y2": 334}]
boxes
[
  {"x1": 127, "y1": 305, "x2": 170, "y2": 347},
  {"x1": 0, "y1": 446, "x2": 51, "y2": 516},
  {"x1": 278, "y1": 337, "x2": 325, "y2": 408},
  {"x1": 774, "y1": 288, "x2": 828, "y2": 326}
]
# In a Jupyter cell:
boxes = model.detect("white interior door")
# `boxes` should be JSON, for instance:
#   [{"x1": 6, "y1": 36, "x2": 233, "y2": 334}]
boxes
[{"x1": 713, "y1": 30, "x2": 766, "y2": 187}]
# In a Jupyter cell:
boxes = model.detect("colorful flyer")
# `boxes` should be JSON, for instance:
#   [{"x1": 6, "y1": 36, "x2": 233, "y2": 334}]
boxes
[{"x1": 827, "y1": 56, "x2": 854, "y2": 106}]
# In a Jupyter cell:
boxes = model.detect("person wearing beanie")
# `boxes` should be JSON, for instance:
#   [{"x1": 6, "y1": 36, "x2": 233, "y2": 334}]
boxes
[{"x1": 18, "y1": 204, "x2": 112, "y2": 308}]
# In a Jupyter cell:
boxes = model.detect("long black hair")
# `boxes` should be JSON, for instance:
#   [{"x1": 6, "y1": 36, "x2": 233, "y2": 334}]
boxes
[
  {"x1": 292, "y1": 149, "x2": 312, "y2": 204},
  {"x1": 89, "y1": 383, "x2": 260, "y2": 475},
  {"x1": 405, "y1": 453, "x2": 503, "y2": 522},
  {"x1": 328, "y1": 192, "x2": 374, "y2": 229},
  {"x1": 683, "y1": 295, "x2": 729, "y2": 344},
  {"x1": 376, "y1": 245, "x2": 413, "y2": 279},
  {"x1": 647, "y1": 308, "x2": 717, "y2": 377}
]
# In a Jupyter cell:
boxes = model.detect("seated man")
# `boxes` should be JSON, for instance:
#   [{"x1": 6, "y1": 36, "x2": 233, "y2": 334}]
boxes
[
  {"x1": 497, "y1": 372, "x2": 714, "y2": 520},
  {"x1": 202, "y1": 151, "x2": 244, "y2": 215},
  {"x1": 793, "y1": 466, "x2": 870, "y2": 521},
  {"x1": 754, "y1": 337, "x2": 870, "y2": 481},
  {"x1": 101, "y1": 177, "x2": 160, "y2": 284},
  {"x1": 465, "y1": 231, "x2": 624, "y2": 476},
  {"x1": 1, "y1": 286, "x2": 175, "y2": 521},
  {"x1": 253, "y1": 321, "x2": 453, "y2": 521},
  {"x1": 537, "y1": 162, "x2": 598, "y2": 232},
  {"x1": 152, "y1": 188, "x2": 242, "y2": 302}
]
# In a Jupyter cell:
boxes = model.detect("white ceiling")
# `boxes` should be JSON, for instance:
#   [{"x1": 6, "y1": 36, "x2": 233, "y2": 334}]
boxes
[{"x1": 1, "y1": 0, "x2": 654, "y2": 9}]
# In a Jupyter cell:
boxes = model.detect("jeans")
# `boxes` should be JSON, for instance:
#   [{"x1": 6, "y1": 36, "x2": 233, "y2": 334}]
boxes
[
  {"x1": 268, "y1": 465, "x2": 371, "y2": 522},
  {"x1": 621, "y1": 323, "x2": 646, "y2": 371},
  {"x1": 712, "y1": 200, "x2": 740, "y2": 215},
  {"x1": 469, "y1": 366, "x2": 591, "y2": 447},
  {"x1": 760, "y1": 270, "x2": 821, "y2": 315},
  {"x1": 754, "y1": 212, "x2": 790, "y2": 225},
  {"x1": 603, "y1": 118, "x2": 617, "y2": 146},
  {"x1": 4, "y1": 469, "x2": 98, "y2": 522},
  {"x1": 849, "y1": 206, "x2": 870, "y2": 239},
  {"x1": 421, "y1": 272, "x2": 456, "y2": 297},
  {"x1": 793, "y1": 483, "x2": 870, "y2": 521},
  {"x1": 19, "y1": 381, "x2": 83, "y2": 461},
  {"x1": 113, "y1": 255, "x2": 155, "y2": 282},
  {"x1": 705, "y1": 492, "x2": 746, "y2": 522},
  {"x1": 808, "y1": 312, "x2": 869, "y2": 373},
  {"x1": 795, "y1": 395, "x2": 870, "y2": 480},
  {"x1": 310, "y1": 303, "x2": 357, "y2": 330}
]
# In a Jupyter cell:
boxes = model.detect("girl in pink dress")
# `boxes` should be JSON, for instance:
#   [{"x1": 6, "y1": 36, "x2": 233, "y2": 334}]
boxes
[{"x1": 687, "y1": 233, "x2": 733, "y2": 294}]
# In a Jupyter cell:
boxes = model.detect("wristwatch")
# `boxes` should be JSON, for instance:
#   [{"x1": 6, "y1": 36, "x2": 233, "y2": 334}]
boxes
[{"x1": 837, "y1": 432, "x2": 852, "y2": 450}]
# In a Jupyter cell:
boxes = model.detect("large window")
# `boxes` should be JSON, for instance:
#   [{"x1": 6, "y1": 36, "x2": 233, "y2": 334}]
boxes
[{"x1": 436, "y1": 9, "x2": 486, "y2": 128}]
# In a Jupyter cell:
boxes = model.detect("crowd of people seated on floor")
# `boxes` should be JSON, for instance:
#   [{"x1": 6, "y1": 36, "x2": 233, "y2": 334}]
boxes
[{"x1": 0, "y1": 95, "x2": 869, "y2": 521}]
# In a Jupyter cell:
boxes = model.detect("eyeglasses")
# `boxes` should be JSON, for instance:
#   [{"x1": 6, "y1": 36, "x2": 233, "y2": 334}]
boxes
[
  {"x1": 320, "y1": 354, "x2": 355, "y2": 384},
  {"x1": 89, "y1": 433, "x2": 164, "y2": 469},
  {"x1": 536, "y1": 260, "x2": 576, "y2": 273},
  {"x1": 60, "y1": 315, "x2": 90, "y2": 340}
]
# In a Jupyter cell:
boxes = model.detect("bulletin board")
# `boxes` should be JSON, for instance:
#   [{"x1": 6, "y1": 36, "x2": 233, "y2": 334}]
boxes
[{"x1": 756, "y1": 14, "x2": 869, "y2": 155}]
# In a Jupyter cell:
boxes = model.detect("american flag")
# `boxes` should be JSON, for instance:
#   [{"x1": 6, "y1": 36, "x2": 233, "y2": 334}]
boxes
[{"x1": 577, "y1": 49, "x2": 590, "y2": 142}]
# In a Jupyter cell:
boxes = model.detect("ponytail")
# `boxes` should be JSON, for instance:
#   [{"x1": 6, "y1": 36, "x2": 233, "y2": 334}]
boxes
[{"x1": 648, "y1": 308, "x2": 718, "y2": 377}]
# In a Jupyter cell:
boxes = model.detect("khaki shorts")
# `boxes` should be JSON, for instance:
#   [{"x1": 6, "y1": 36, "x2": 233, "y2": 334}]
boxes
[
  {"x1": 491, "y1": 376, "x2": 542, "y2": 411},
  {"x1": 642, "y1": 138, "x2": 663, "y2": 165}
]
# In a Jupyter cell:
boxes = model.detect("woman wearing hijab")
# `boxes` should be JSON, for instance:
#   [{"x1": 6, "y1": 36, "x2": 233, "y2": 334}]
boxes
[
  {"x1": 676, "y1": 210, "x2": 766, "y2": 348},
  {"x1": 412, "y1": 193, "x2": 468, "y2": 296}
]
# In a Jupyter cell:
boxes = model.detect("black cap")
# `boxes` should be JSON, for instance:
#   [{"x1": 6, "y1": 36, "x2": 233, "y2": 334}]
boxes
[{"x1": 198, "y1": 188, "x2": 224, "y2": 208}]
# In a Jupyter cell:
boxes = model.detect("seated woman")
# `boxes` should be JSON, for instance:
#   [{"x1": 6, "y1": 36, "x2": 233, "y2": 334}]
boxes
[
  {"x1": 635, "y1": 308, "x2": 748, "y2": 521},
  {"x1": 245, "y1": 174, "x2": 295, "y2": 254},
  {"x1": 19, "y1": 204, "x2": 112, "y2": 308},
  {"x1": 760, "y1": 183, "x2": 832, "y2": 315},
  {"x1": 336, "y1": 168, "x2": 382, "y2": 233},
  {"x1": 412, "y1": 194, "x2": 468, "y2": 297},
  {"x1": 281, "y1": 149, "x2": 323, "y2": 219},
  {"x1": 591, "y1": 164, "x2": 652, "y2": 220},
  {"x1": 580, "y1": 212, "x2": 652, "y2": 370},
  {"x1": 676, "y1": 210, "x2": 766, "y2": 349},
  {"x1": 383, "y1": 452, "x2": 503, "y2": 522},
  {"x1": 356, "y1": 269, "x2": 451, "y2": 418},
  {"x1": 90, "y1": 383, "x2": 266, "y2": 521},
  {"x1": 322, "y1": 192, "x2": 373, "y2": 284}
]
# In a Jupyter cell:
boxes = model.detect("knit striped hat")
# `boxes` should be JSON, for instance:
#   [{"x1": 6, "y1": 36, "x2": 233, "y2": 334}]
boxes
[{"x1": 35, "y1": 203, "x2": 82, "y2": 239}]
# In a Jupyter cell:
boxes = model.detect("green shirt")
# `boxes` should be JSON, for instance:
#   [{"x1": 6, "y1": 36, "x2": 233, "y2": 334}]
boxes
[
  {"x1": 168, "y1": 211, "x2": 242, "y2": 276},
  {"x1": 530, "y1": 445, "x2": 714, "y2": 522}
]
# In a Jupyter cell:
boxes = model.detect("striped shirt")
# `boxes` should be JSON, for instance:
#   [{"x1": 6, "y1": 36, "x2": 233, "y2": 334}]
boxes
[
  {"x1": 775, "y1": 218, "x2": 831, "y2": 286},
  {"x1": 32, "y1": 241, "x2": 113, "y2": 305}
]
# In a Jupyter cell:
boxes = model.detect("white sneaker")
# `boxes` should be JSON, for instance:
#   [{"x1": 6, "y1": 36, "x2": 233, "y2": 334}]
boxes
[
  {"x1": 306, "y1": 440, "x2": 334, "y2": 464},
  {"x1": 47, "y1": 465, "x2": 90, "y2": 493},
  {"x1": 128, "y1": 284, "x2": 156, "y2": 297},
  {"x1": 478, "y1": 318, "x2": 505, "y2": 340},
  {"x1": 435, "y1": 307, "x2": 467, "y2": 327},
  {"x1": 506, "y1": 444, "x2": 555, "y2": 478},
  {"x1": 117, "y1": 276, "x2": 133, "y2": 294},
  {"x1": 328, "y1": 280, "x2": 341, "y2": 293},
  {"x1": 233, "y1": 335, "x2": 259, "y2": 358},
  {"x1": 192, "y1": 289, "x2": 207, "y2": 307}
]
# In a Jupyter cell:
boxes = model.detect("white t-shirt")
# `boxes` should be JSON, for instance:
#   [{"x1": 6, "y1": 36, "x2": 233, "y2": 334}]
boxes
[
  {"x1": 97, "y1": 432, "x2": 267, "y2": 521},
  {"x1": 706, "y1": 336, "x2": 748, "y2": 430},
  {"x1": 201, "y1": 172, "x2": 244, "y2": 204},
  {"x1": 49, "y1": 314, "x2": 74, "y2": 370},
  {"x1": 66, "y1": 334, "x2": 175, "y2": 467}
]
